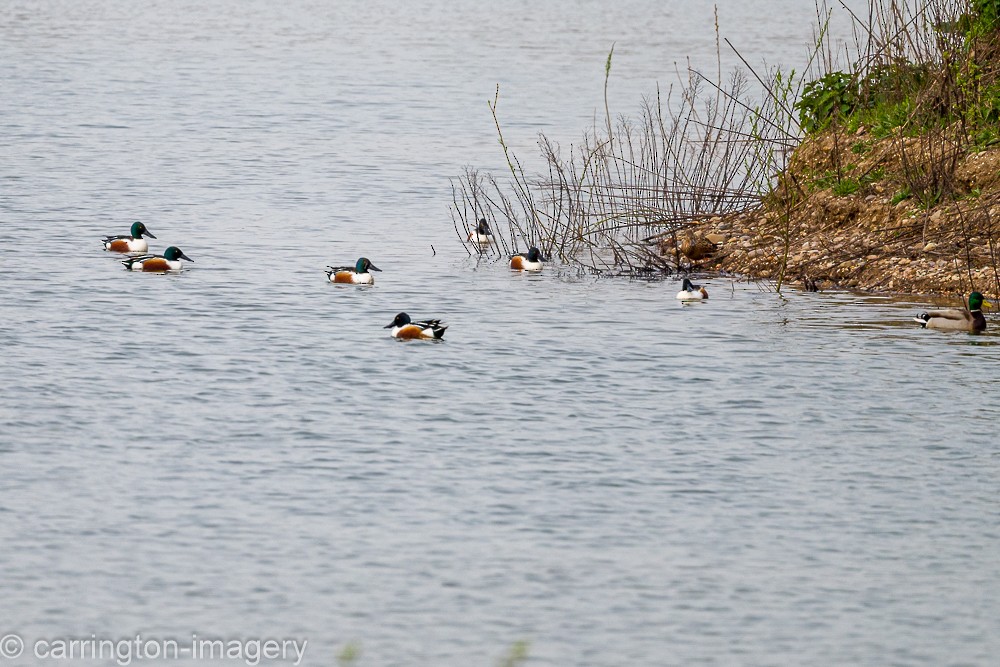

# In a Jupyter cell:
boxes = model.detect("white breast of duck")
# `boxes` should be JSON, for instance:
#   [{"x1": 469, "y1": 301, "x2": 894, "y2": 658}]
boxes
[
  {"x1": 384, "y1": 312, "x2": 447, "y2": 340},
  {"x1": 328, "y1": 270, "x2": 373, "y2": 284},
  {"x1": 104, "y1": 237, "x2": 149, "y2": 253},
  {"x1": 327, "y1": 258, "x2": 380, "y2": 284},
  {"x1": 510, "y1": 247, "x2": 544, "y2": 271},
  {"x1": 103, "y1": 221, "x2": 156, "y2": 253},
  {"x1": 123, "y1": 246, "x2": 193, "y2": 272},
  {"x1": 469, "y1": 218, "x2": 494, "y2": 245},
  {"x1": 676, "y1": 278, "x2": 708, "y2": 300}
]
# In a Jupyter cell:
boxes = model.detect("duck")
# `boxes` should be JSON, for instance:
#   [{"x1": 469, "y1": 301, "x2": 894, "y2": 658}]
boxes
[
  {"x1": 468, "y1": 218, "x2": 494, "y2": 245},
  {"x1": 914, "y1": 292, "x2": 990, "y2": 332},
  {"x1": 122, "y1": 246, "x2": 194, "y2": 272},
  {"x1": 326, "y1": 257, "x2": 381, "y2": 284},
  {"x1": 678, "y1": 235, "x2": 718, "y2": 262},
  {"x1": 510, "y1": 247, "x2": 543, "y2": 272},
  {"x1": 384, "y1": 312, "x2": 448, "y2": 340},
  {"x1": 676, "y1": 277, "x2": 708, "y2": 300},
  {"x1": 102, "y1": 221, "x2": 156, "y2": 253}
]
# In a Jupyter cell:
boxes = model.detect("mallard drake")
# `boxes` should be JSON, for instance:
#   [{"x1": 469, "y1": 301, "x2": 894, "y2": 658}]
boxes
[
  {"x1": 326, "y1": 257, "x2": 381, "y2": 284},
  {"x1": 384, "y1": 312, "x2": 448, "y2": 340},
  {"x1": 510, "y1": 247, "x2": 543, "y2": 272},
  {"x1": 914, "y1": 292, "x2": 990, "y2": 332},
  {"x1": 676, "y1": 278, "x2": 708, "y2": 300},
  {"x1": 122, "y1": 246, "x2": 193, "y2": 272},
  {"x1": 102, "y1": 221, "x2": 156, "y2": 253}
]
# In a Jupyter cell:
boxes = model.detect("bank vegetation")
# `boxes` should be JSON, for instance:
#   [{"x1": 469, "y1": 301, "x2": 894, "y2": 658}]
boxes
[{"x1": 451, "y1": 0, "x2": 1000, "y2": 296}]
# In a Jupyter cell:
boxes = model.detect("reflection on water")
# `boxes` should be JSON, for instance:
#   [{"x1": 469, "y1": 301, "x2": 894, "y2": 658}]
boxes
[{"x1": 2, "y1": 1, "x2": 998, "y2": 665}]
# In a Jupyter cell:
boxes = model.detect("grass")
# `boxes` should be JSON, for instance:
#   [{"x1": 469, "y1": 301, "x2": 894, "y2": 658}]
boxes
[
  {"x1": 795, "y1": 1, "x2": 1000, "y2": 150},
  {"x1": 806, "y1": 166, "x2": 885, "y2": 197},
  {"x1": 832, "y1": 177, "x2": 862, "y2": 196},
  {"x1": 890, "y1": 187, "x2": 913, "y2": 205}
]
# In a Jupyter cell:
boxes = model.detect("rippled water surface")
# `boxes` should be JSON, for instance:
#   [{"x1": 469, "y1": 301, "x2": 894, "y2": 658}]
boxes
[{"x1": 3, "y1": 1, "x2": 999, "y2": 665}]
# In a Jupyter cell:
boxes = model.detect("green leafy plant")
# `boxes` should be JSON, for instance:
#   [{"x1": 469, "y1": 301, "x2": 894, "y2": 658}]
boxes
[
  {"x1": 832, "y1": 177, "x2": 861, "y2": 196},
  {"x1": 862, "y1": 167, "x2": 885, "y2": 184},
  {"x1": 890, "y1": 187, "x2": 912, "y2": 205},
  {"x1": 796, "y1": 71, "x2": 858, "y2": 133},
  {"x1": 868, "y1": 99, "x2": 916, "y2": 137},
  {"x1": 810, "y1": 170, "x2": 838, "y2": 190},
  {"x1": 970, "y1": 0, "x2": 1000, "y2": 35},
  {"x1": 972, "y1": 126, "x2": 1000, "y2": 148}
]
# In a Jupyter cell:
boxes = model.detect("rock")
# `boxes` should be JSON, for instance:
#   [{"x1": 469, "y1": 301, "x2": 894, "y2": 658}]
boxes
[{"x1": 923, "y1": 242, "x2": 938, "y2": 252}]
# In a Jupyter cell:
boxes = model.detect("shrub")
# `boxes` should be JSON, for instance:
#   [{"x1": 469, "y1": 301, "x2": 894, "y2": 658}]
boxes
[{"x1": 796, "y1": 71, "x2": 858, "y2": 133}]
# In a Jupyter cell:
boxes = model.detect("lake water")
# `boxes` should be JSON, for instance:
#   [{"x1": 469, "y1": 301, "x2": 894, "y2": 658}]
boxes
[{"x1": 2, "y1": 1, "x2": 999, "y2": 665}]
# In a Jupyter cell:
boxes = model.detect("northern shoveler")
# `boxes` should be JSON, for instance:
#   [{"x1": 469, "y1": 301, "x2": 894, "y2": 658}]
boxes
[
  {"x1": 676, "y1": 278, "x2": 708, "y2": 300},
  {"x1": 384, "y1": 312, "x2": 448, "y2": 340},
  {"x1": 326, "y1": 257, "x2": 381, "y2": 284},
  {"x1": 510, "y1": 247, "x2": 543, "y2": 272},
  {"x1": 102, "y1": 221, "x2": 156, "y2": 253},
  {"x1": 468, "y1": 218, "x2": 494, "y2": 245},
  {"x1": 123, "y1": 246, "x2": 193, "y2": 272},
  {"x1": 914, "y1": 292, "x2": 990, "y2": 332}
]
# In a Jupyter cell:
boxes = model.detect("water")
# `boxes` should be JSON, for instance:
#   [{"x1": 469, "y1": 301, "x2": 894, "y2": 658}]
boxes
[{"x1": 2, "y1": 1, "x2": 999, "y2": 665}]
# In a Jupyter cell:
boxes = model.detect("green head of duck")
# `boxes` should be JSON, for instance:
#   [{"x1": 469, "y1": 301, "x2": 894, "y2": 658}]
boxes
[
  {"x1": 163, "y1": 246, "x2": 193, "y2": 262},
  {"x1": 968, "y1": 292, "x2": 989, "y2": 311},
  {"x1": 130, "y1": 221, "x2": 155, "y2": 239},
  {"x1": 357, "y1": 257, "x2": 381, "y2": 273}
]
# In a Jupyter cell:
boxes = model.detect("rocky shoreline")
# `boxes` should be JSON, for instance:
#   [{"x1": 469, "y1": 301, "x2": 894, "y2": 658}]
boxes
[{"x1": 661, "y1": 130, "x2": 1000, "y2": 297}]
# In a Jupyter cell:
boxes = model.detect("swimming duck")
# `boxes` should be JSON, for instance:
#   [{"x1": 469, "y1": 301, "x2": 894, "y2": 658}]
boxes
[
  {"x1": 384, "y1": 312, "x2": 448, "y2": 340},
  {"x1": 102, "y1": 221, "x2": 156, "y2": 253},
  {"x1": 468, "y1": 218, "x2": 494, "y2": 245},
  {"x1": 510, "y1": 247, "x2": 543, "y2": 272},
  {"x1": 122, "y1": 246, "x2": 193, "y2": 272},
  {"x1": 676, "y1": 278, "x2": 708, "y2": 300},
  {"x1": 325, "y1": 257, "x2": 381, "y2": 284},
  {"x1": 914, "y1": 292, "x2": 990, "y2": 332}
]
